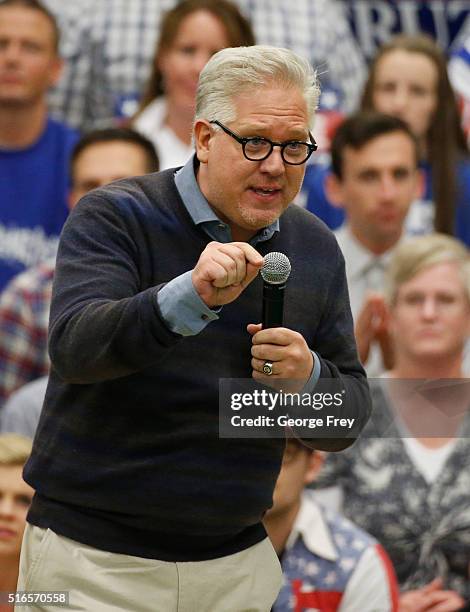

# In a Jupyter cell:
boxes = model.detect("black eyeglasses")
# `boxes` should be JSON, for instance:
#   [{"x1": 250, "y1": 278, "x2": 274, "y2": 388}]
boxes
[{"x1": 210, "y1": 120, "x2": 317, "y2": 165}]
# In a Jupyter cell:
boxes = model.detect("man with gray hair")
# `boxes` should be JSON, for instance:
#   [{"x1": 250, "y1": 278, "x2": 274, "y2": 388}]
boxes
[{"x1": 18, "y1": 45, "x2": 369, "y2": 611}]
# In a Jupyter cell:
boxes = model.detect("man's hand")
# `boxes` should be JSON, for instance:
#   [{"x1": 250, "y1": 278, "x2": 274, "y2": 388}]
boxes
[
  {"x1": 399, "y1": 578, "x2": 465, "y2": 612},
  {"x1": 355, "y1": 292, "x2": 394, "y2": 369},
  {"x1": 192, "y1": 242, "x2": 263, "y2": 307},
  {"x1": 248, "y1": 323, "x2": 314, "y2": 392}
]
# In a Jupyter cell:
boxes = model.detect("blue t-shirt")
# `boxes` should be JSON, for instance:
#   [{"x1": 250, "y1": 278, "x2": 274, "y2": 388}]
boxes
[
  {"x1": 300, "y1": 162, "x2": 345, "y2": 230},
  {"x1": 0, "y1": 117, "x2": 79, "y2": 291},
  {"x1": 302, "y1": 157, "x2": 470, "y2": 246}
]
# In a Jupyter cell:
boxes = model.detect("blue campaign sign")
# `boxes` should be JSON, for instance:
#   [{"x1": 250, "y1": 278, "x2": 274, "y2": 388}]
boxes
[{"x1": 340, "y1": 1, "x2": 470, "y2": 59}]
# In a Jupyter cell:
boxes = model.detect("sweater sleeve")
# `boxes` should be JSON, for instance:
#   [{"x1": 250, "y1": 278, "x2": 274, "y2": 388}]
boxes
[
  {"x1": 48, "y1": 191, "x2": 182, "y2": 384},
  {"x1": 299, "y1": 243, "x2": 372, "y2": 451}
]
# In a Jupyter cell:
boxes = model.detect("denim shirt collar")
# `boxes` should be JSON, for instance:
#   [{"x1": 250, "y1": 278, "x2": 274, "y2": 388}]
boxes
[{"x1": 174, "y1": 155, "x2": 280, "y2": 245}]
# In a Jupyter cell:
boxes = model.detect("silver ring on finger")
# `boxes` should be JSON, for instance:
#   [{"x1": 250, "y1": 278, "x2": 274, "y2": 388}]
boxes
[{"x1": 263, "y1": 361, "x2": 274, "y2": 376}]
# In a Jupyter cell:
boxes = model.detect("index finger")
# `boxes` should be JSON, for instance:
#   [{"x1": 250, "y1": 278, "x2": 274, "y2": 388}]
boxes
[
  {"x1": 251, "y1": 327, "x2": 295, "y2": 346},
  {"x1": 230, "y1": 242, "x2": 264, "y2": 267},
  {"x1": 423, "y1": 578, "x2": 443, "y2": 593}
]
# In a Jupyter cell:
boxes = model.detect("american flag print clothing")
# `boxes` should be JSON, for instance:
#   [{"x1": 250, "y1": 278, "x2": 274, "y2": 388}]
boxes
[{"x1": 273, "y1": 493, "x2": 398, "y2": 612}]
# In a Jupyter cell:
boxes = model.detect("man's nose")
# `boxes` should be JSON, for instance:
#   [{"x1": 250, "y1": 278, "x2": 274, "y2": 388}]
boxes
[
  {"x1": 258, "y1": 147, "x2": 285, "y2": 175},
  {"x1": 379, "y1": 175, "x2": 398, "y2": 201},
  {"x1": 0, "y1": 496, "x2": 14, "y2": 517},
  {"x1": 421, "y1": 296, "x2": 437, "y2": 319}
]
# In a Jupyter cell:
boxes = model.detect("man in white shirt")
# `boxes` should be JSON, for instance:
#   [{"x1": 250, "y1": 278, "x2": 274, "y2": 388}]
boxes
[
  {"x1": 264, "y1": 438, "x2": 399, "y2": 611},
  {"x1": 325, "y1": 111, "x2": 422, "y2": 375}
]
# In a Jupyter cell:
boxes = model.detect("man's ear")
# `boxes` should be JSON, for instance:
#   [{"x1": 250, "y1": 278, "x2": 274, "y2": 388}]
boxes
[
  {"x1": 414, "y1": 168, "x2": 425, "y2": 200},
  {"x1": 325, "y1": 172, "x2": 346, "y2": 209},
  {"x1": 68, "y1": 187, "x2": 82, "y2": 211},
  {"x1": 304, "y1": 450, "x2": 325, "y2": 486},
  {"x1": 48, "y1": 56, "x2": 64, "y2": 88},
  {"x1": 67, "y1": 190, "x2": 76, "y2": 211},
  {"x1": 194, "y1": 120, "x2": 212, "y2": 164},
  {"x1": 464, "y1": 308, "x2": 470, "y2": 341}
]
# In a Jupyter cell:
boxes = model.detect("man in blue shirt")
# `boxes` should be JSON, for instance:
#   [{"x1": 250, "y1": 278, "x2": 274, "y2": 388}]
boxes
[{"x1": 0, "y1": 0, "x2": 78, "y2": 291}]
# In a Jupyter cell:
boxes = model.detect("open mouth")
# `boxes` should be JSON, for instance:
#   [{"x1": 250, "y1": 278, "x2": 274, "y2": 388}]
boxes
[{"x1": 250, "y1": 187, "x2": 281, "y2": 199}]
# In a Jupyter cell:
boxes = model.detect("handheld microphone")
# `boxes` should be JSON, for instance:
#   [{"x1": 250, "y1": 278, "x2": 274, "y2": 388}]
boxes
[{"x1": 260, "y1": 252, "x2": 291, "y2": 328}]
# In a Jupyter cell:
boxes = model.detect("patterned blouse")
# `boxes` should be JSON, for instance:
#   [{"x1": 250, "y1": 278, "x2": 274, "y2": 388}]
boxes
[{"x1": 314, "y1": 380, "x2": 470, "y2": 598}]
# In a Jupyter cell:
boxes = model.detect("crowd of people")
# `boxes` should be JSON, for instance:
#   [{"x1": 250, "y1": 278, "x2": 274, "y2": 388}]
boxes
[{"x1": 1, "y1": 0, "x2": 470, "y2": 610}]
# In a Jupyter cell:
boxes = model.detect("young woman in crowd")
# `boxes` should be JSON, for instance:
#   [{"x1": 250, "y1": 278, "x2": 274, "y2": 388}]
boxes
[
  {"x1": 314, "y1": 234, "x2": 470, "y2": 611},
  {"x1": 361, "y1": 34, "x2": 470, "y2": 244},
  {"x1": 133, "y1": 0, "x2": 255, "y2": 169},
  {"x1": 0, "y1": 434, "x2": 33, "y2": 612},
  {"x1": 303, "y1": 34, "x2": 470, "y2": 245}
]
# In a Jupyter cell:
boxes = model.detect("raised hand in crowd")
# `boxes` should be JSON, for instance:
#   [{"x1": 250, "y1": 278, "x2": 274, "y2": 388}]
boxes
[
  {"x1": 399, "y1": 578, "x2": 465, "y2": 612},
  {"x1": 355, "y1": 292, "x2": 394, "y2": 371}
]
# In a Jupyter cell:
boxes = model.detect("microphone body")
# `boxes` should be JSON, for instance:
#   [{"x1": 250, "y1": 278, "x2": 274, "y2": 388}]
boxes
[
  {"x1": 261, "y1": 252, "x2": 291, "y2": 329},
  {"x1": 262, "y1": 281, "x2": 286, "y2": 328}
]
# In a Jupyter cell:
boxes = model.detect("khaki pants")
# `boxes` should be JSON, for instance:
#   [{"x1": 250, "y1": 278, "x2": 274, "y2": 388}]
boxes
[{"x1": 17, "y1": 524, "x2": 282, "y2": 612}]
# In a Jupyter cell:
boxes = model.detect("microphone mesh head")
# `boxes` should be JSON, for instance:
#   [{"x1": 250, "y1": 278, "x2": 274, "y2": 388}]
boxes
[{"x1": 261, "y1": 252, "x2": 291, "y2": 284}]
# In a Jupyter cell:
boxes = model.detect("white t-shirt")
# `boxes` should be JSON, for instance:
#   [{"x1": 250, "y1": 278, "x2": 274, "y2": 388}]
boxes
[
  {"x1": 134, "y1": 97, "x2": 193, "y2": 170},
  {"x1": 403, "y1": 437, "x2": 457, "y2": 484}
]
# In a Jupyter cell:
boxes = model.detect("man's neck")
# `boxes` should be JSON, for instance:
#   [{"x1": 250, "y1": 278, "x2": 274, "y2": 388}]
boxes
[
  {"x1": 391, "y1": 353, "x2": 464, "y2": 380},
  {"x1": 0, "y1": 101, "x2": 47, "y2": 148},
  {"x1": 348, "y1": 225, "x2": 401, "y2": 256},
  {"x1": 263, "y1": 503, "x2": 300, "y2": 555},
  {"x1": 230, "y1": 226, "x2": 257, "y2": 242}
]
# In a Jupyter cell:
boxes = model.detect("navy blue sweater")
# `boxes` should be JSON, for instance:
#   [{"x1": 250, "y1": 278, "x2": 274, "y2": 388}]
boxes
[{"x1": 24, "y1": 169, "x2": 370, "y2": 561}]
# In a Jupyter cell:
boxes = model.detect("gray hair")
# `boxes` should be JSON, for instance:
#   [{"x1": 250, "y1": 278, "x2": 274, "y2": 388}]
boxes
[
  {"x1": 194, "y1": 45, "x2": 320, "y2": 128},
  {"x1": 385, "y1": 233, "x2": 470, "y2": 305}
]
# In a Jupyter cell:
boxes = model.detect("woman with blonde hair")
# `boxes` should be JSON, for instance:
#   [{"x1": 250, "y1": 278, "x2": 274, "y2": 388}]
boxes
[
  {"x1": 0, "y1": 434, "x2": 33, "y2": 612},
  {"x1": 133, "y1": 0, "x2": 255, "y2": 169}
]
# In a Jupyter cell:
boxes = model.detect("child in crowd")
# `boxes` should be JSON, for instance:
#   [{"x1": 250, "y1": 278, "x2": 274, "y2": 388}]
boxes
[{"x1": 0, "y1": 434, "x2": 33, "y2": 612}]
